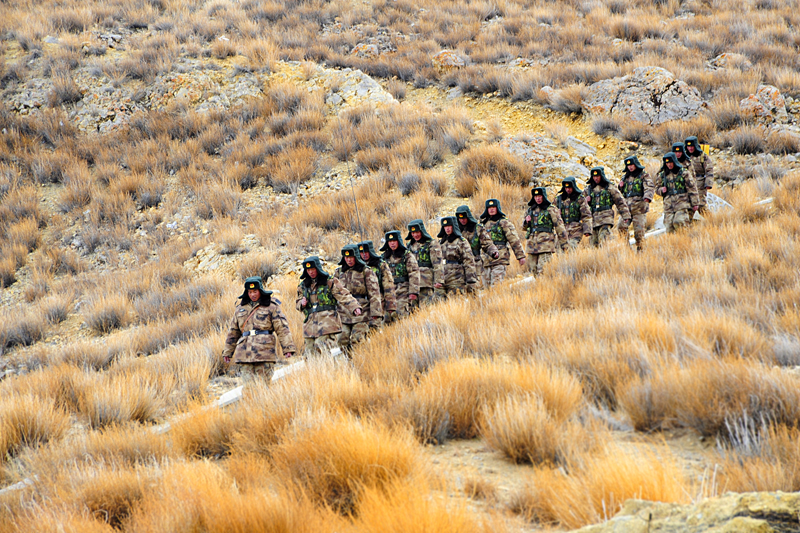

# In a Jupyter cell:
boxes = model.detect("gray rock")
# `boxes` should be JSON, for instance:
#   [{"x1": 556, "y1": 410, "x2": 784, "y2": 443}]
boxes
[
  {"x1": 583, "y1": 66, "x2": 705, "y2": 125},
  {"x1": 43, "y1": 36, "x2": 59, "y2": 44},
  {"x1": 565, "y1": 136, "x2": 597, "y2": 157}
]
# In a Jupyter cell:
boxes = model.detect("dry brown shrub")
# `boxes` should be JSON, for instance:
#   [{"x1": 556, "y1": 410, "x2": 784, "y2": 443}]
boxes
[
  {"x1": 0, "y1": 394, "x2": 70, "y2": 460},
  {"x1": 80, "y1": 372, "x2": 167, "y2": 429},
  {"x1": 170, "y1": 404, "x2": 240, "y2": 458},
  {"x1": 547, "y1": 84, "x2": 585, "y2": 115},
  {"x1": 269, "y1": 145, "x2": 317, "y2": 193},
  {"x1": 48, "y1": 72, "x2": 82, "y2": 107},
  {"x1": 455, "y1": 145, "x2": 532, "y2": 188},
  {"x1": 195, "y1": 180, "x2": 242, "y2": 219},
  {"x1": 215, "y1": 221, "x2": 244, "y2": 255},
  {"x1": 57, "y1": 160, "x2": 95, "y2": 213},
  {"x1": 720, "y1": 424, "x2": 800, "y2": 492},
  {"x1": 82, "y1": 294, "x2": 131, "y2": 334},
  {"x1": 0, "y1": 307, "x2": 47, "y2": 350},
  {"x1": 7, "y1": 217, "x2": 40, "y2": 252}
]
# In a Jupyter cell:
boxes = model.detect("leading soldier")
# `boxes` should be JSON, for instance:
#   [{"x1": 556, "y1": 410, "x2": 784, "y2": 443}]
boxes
[
  {"x1": 684, "y1": 136, "x2": 714, "y2": 214},
  {"x1": 437, "y1": 216, "x2": 478, "y2": 295},
  {"x1": 222, "y1": 276, "x2": 296, "y2": 380},
  {"x1": 479, "y1": 198, "x2": 526, "y2": 286},
  {"x1": 380, "y1": 230, "x2": 420, "y2": 317},
  {"x1": 455, "y1": 205, "x2": 498, "y2": 287},
  {"x1": 358, "y1": 240, "x2": 397, "y2": 328},
  {"x1": 405, "y1": 220, "x2": 444, "y2": 305},
  {"x1": 555, "y1": 177, "x2": 592, "y2": 249},
  {"x1": 334, "y1": 245, "x2": 382, "y2": 352},
  {"x1": 585, "y1": 167, "x2": 630, "y2": 247},
  {"x1": 617, "y1": 155, "x2": 655, "y2": 251},
  {"x1": 656, "y1": 152, "x2": 699, "y2": 232},
  {"x1": 522, "y1": 187, "x2": 568, "y2": 276},
  {"x1": 296, "y1": 256, "x2": 361, "y2": 358}
]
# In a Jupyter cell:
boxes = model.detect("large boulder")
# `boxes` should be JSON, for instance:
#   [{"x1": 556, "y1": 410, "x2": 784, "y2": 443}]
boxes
[
  {"x1": 432, "y1": 50, "x2": 466, "y2": 74},
  {"x1": 582, "y1": 66, "x2": 705, "y2": 125},
  {"x1": 571, "y1": 492, "x2": 800, "y2": 533},
  {"x1": 740, "y1": 85, "x2": 788, "y2": 126},
  {"x1": 500, "y1": 135, "x2": 592, "y2": 188}
]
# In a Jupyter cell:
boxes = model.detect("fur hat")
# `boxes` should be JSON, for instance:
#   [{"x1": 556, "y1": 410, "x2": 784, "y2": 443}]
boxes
[
  {"x1": 455, "y1": 205, "x2": 478, "y2": 226},
  {"x1": 527, "y1": 186, "x2": 551, "y2": 207},
  {"x1": 589, "y1": 167, "x2": 610, "y2": 187},
  {"x1": 238, "y1": 276, "x2": 273, "y2": 305},
  {"x1": 380, "y1": 230, "x2": 407, "y2": 253},
  {"x1": 300, "y1": 256, "x2": 330, "y2": 282},
  {"x1": 405, "y1": 219, "x2": 433, "y2": 242},
  {"x1": 479, "y1": 198, "x2": 506, "y2": 221},
  {"x1": 437, "y1": 216, "x2": 463, "y2": 239},
  {"x1": 558, "y1": 176, "x2": 583, "y2": 197},
  {"x1": 338, "y1": 244, "x2": 366, "y2": 271}
]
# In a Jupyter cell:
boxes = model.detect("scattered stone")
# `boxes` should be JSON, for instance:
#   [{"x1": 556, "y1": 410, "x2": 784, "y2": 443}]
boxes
[
  {"x1": 352, "y1": 43, "x2": 380, "y2": 58},
  {"x1": 582, "y1": 66, "x2": 705, "y2": 125},
  {"x1": 740, "y1": 85, "x2": 788, "y2": 125},
  {"x1": 43, "y1": 36, "x2": 59, "y2": 45},
  {"x1": 564, "y1": 136, "x2": 597, "y2": 158},
  {"x1": 707, "y1": 53, "x2": 753, "y2": 71},
  {"x1": 432, "y1": 50, "x2": 466, "y2": 73},
  {"x1": 501, "y1": 135, "x2": 591, "y2": 187}
]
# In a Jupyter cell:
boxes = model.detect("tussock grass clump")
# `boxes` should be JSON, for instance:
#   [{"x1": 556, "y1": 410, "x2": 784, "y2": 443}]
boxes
[
  {"x1": 591, "y1": 115, "x2": 621, "y2": 137},
  {"x1": 720, "y1": 424, "x2": 800, "y2": 492},
  {"x1": 271, "y1": 413, "x2": 421, "y2": 514},
  {"x1": 170, "y1": 403, "x2": 240, "y2": 458},
  {"x1": 727, "y1": 125, "x2": 766, "y2": 154},
  {"x1": 455, "y1": 145, "x2": 532, "y2": 195},
  {"x1": 80, "y1": 373, "x2": 166, "y2": 429},
  {"x1": 0, "y1": 307, "x2": 47, "y2": 350},
  {"x1": 82, "y1": 294, "x2": 131, "y2": 334},
  {"x1": 238, "y1": 250, "x2": 280, "y2": 283},
  {"x1": 547, "y1": 84, "x2": 585, "y2": 115},
  {"x1": 0, "y1": 394, "x2": 71, "y2": 460},
  {"x1": 510, "y1": 447, "x2": 688, "y2": 529}
]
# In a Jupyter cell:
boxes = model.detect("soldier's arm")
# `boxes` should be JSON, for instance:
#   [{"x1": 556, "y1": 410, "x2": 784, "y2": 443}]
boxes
[
  {"x1": 550, "y1": 206, "x2": 569, "y2": 247},
  {"x1": 611, "y1": 185, "x2": 631, "y2": 221},
  {"x1": 295, "y1": 283, "x2": 306, "y2": 312},
  {"x1": 270, "y1": 305, "x2": 297, "y2": 356},
  {"x1": 579, "y1": 197, "x2": 593, "y2": 235},
  {"x1": 478, "y1": 226, "x2": 499, "y2": 258},
  {"x1": 380, "y1": 262, "x2": 397, "y2": 312},
  {"x1": 221, "y1": 312, "x2": 242, "y2": 359},
  {"x1": 431, "y1": 241, "x2": 444, "y2": 287},
  {"x1": 655, "y1": 172, "x2": 666, "y2": 196},
  {"x1": 330, "y1": 278, "x2": 360, "y2": 314},
  {"x1": 643, "y1": 171, "x2": 655, "y2": 202},
  {"x1": 364, "y1": 268, "x2": 383, "y2": 318},
  {"x1": 461, "y1": 238, "x2": 478, "y2": 287},
  {"x1": 502, "y1": 220, "x2": 526, "y2": 260},
  {"x1": 703, "y1": 154, "x2": 714, "y2": 187},
  {"x1": 406, "y1": 252, "x2": 420, "y2": 296},
  {"x1": 521, "y1": 208, "x2": 531, "y2": 230}
]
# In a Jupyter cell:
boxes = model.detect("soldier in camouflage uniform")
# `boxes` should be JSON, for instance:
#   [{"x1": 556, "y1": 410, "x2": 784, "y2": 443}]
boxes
[
  {"x1": 334, "y1": 245, "x2": 382, "y2": 352},
  {"x1": 405, "y1": 220, "x2": 444, "y2": 304},
  {"x1": 380, "y1": 231, "x2": 420, "y2": 317},
  {"x1": 522, "y1": 187, "x2": 569, "y2": 276},
  {"x1": 358, "y1": 240, "x2": 397, "y2": 329},
  {"x1": 479, "y1": 198, "x2": 526, "y2": 286},
  {"x1": 222, "y1": 276, "x2": 296, "y2": 380},
  {"x1": 584, "y1": 167, "x2": 631, "y2": 247},
  {"x1": 555, "y1": 177, "x2": 592, "y2": 249},
  {"x1": 455, "y1": 205, "x2": 498, "y2": 288},
  {"x1": 437, "y1": 216, "x2": 478, "y2": 295},
  {"x1": 296, "y1": 256, "x2": 361, "y2": 358},
  {"x1": 657, "y1": 152, "x2": 699, "y2": 232},
  {"x1": 684, "y1": 136, "x2": 714, "y2": 214},
  {"x1": 617, "y1": 156, "x2": 655, "y2": 251}
]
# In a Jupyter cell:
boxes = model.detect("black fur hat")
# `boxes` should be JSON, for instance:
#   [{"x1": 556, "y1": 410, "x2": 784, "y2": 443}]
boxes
[
  {"x1": 405, "y1": 219, "x2": 433, "y2": 242},
  {"x1": 624, "y1": 155, "x2": 645, "y2": 172},
  {"x1": 380, "y1": 230, "x2": 407, "y2": 253},
  {"x1": 357, "y1": 240, "x2": 381, "y2": 262},
  {"x1": 661, "y1": 152, "x2": 683, "y2": 172},
  {"x1": 437, "y1": 216, "x2": 463, "y2": 239},
  {"x1": 558, "y1": 176, "x2": 583, "y2": 197},
  {"x1": 527, "y1": 186, "x2": 551, "y2": 207},
  {"x1": 238, "y1": 276, "x2": 273, "y2": 305},
  {"x1": 479, "y1": 198, "x2": 506, "y2": 221},
  {"x1": 300, "y1": 256, "x2": 330, "y2": 282},
  {"x1": 338, "y1": 244, "x2": 366, "y2": 271},
  {"x1": 455, "y1": 205, "x2": 478, "y2": 226}
]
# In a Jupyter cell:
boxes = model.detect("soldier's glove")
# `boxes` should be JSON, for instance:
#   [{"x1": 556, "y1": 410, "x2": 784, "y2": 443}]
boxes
[
  {"x1": 389, "y1": 311, "x2": 399, "y2": 323},
  {"x1": 492, "y1": 252, "x2": 499, "y2": 259},
  {"x1": 284, "y1": 352, "x2": 294, "y2": 359},
  {"x1": 223, "y1": 355, "x2": 231, "y2": 363}
]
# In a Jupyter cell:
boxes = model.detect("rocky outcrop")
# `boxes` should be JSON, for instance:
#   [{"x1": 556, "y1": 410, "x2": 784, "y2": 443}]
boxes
[
  {"x1": 500, "y1": 134, "x2": 593, "y2": 187},
  {"x1": 572, "y1": 492, "x2": 800, "y2": 533},
  {"x1": 432, "y1": 50, "x2": 466, "y2": 73},
  {"x1": 582, "y1": 67, "x2": 705, "y2": 125},
  {"x1": 740, "y1": 85, "x2": 789, "y2": 126},
  {"x1": 317, "y1": 67, "x2": 396, "y2": 109}
]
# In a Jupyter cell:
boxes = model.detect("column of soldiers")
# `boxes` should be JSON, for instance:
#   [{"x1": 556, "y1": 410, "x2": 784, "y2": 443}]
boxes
[{"x1": 222, "y1": 137, "x2": 714, "y2": 368}]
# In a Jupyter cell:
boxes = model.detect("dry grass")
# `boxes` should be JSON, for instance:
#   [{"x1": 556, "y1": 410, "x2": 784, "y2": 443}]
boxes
[
  {"x1": 720, "y1": 424, "x2": 800, "y2": 492},
  {"x1": 0, "y1": 394, "x2": 71, "y2": 461},
  {"x1": 81, "y1": 294, "x2": 131, "y2": 334},
  {"x1": 454, "y1": 144, "x2": 532, "y2": 196}
]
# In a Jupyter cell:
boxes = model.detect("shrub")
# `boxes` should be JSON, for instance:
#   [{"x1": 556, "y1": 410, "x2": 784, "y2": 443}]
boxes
[
  {"x1": 708, "y1": 97, "x2": 745, "y2": 131},
  {"x1": 195, "y1": 181, "x2": 242, "y2": 219},
  {"x1": 767, "y1": 131, "x2": 800, "y2": 155},
  {"x1": 48, "y1": 72, "x2": 82, "y2": 106},
  {"x1": 591, "y1": 114, "x2": 621, "y2": 136},
  {"x1": 7, "y1": 217, "x2": 40, "y2": 252},
  {"x1": 455, "y1": 145, "x2": 532, "y2": 187},
  {"x1": 386, "y1": 79, "x2": 407, "y2": 100},
  {"x1": 80, "y1": 374, "x2": 166, "y2": 429},
  {"x1": 170, "y1": 404, "x2": 241, "y2": 458},
  {"x1": 42, "y1": 292, "x2": 73, "y2": 324},
  {"x1": 216, "y1": 223, "x2": 244, "y2": 255},
  {"x1": 0, "y1": 394, "x2": 70, "y2": 459},
  {"x1": 0, "y1": 308, "x2": 47, "y2": 350},
  {"x1": 238, "y1": 251, "x2": 280, "y2": 283},
  {"x1": 269, "y1": 146, "x2": 317, "y2": 193},
  {"x1": 82, "y1": 294, "x2": 131, "y2": 334},
  {"x1": 729, "y1": 126, "x2": 766, "y2": 154},
  {"x1": 547, "y1": 84, "x2": 585, "y2": 115},
  {"x1": 76, "y1": 468, "x2": 146, "y2": 529}
]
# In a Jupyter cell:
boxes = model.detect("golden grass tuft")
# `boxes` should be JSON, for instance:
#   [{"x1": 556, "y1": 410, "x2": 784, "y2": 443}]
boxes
[
  {"x1": 0, "y1": 394, "x2": 71, "y2": 460},
  {"x1": 455, "y1": 145, "x2": 532, "y2": 191}
]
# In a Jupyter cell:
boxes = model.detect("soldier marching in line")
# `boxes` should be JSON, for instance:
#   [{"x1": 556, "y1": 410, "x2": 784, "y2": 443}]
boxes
[
  {"x1": 522, "y1": 187, "x2": 569, "y2": 276},
  {"x1": 555, "y1": 177, "x2": 592, "y2": 249},
  {"x1": 358, "y1": 240, "x2": 397, "y2": 328},
  {"x1": 333, "y1": 245, "x2": 382, "y2": 352},
  {"x1": 479, "y1": 198, "x2": 526, "y2": 286},
  {"x1": 437, "y1": 216, "x2": 478, "y2": 295},
  {"x1": 617, "y1": 156, "x2": 655, "y2": 252},
  {"x1": 222, "y1": 276, "x2": 296, "y2": 380},
  {"x1": 584, "y1": 167, "x2": 630, "y2": 247},
  {"x1": 380, "y1": 230, "x2": 420, "y2": 317},
  {"x1": 657, "y1": 152, "x2": 699, "y2": 232},
  {"x1": 455, "y1": 205, "x2": 498, "y2": 288},
  {"x1": 296, "y1": 256, "x2": 361, "y2": 358},
  {"x1": 684, "y1": 136, "x2": 714, "y2": 214},
  {"x1": 406, "y1": 219, "x2": 445, "y2": 305}
]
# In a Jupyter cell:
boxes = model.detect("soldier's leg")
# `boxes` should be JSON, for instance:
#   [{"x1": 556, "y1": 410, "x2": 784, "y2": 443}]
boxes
[
  {"x1": 616, "y1": 215, "x2": 630, "y2": 239},
  {"x1": 238, "y1": 362, "x2": 275, "y2": 381},
  {"x1": 303, "y1": 337, "x2": 316, "y2": 358},
  {"x1": 672, "y1": 209, "x2": 691, "y2": 230},
  {"x1": 593, "y1": 225, "x2": 612, "y2": 246},
  {"x1": 663, "y1": 210, "x2": 676, "y2": 233},
  {"x1": 527, "y1": 253, "x2": 539, "y2": 274},
  {"x1": 395, "y1": 283, "x2": 409, "y2": 318},
  {"x1": 474, "y1": 259, "x2": 485, "y2": 288},
  {"x1": 313, "y1": 334, "x2": 339, "y2": 356},
  {"x1": 488, "y1": 264, "x2": 507, "y2": 285},
  {"x1": 369, "y1": 316, "x2": 384, "y2": 332},
  {"x1": 537, "y1": 252, "x2": 551, "y2": 275},
  {"x1": 418, "y1": 287, "x2": 434, "y2": 306},
  {"x1": 590, "y1": 227, "x2": 601, "y2": 247},
  {"x1": 350, "y1": 322, "x2": 370, "y2": 346},
  {"x1": 338, "y1": 323, "x2": 353, "y2": 351},
  {"x1": 632, "y1": 213, "x2": 646, "y2": 250}
]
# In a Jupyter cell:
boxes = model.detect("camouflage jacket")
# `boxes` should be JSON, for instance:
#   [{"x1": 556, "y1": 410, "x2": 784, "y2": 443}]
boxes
[
  {"x1": 295, "y1": 277, "x2": 359, "y2": 338},
  {"x1": 440, "y1": 236, "x2": 478, "y2": 290},
  {"x1": 619, "y1": 170, "x2": 655, "y2": 217},
  {"x1": 689, "y1": 152, "x2": 714, "y2": 189},
  {"x1": 584, "y1": 184, "x2": 631, "y2": 227},
  {"x1": 408, "y1": 240, "x2": 443, "y2": 289},
  {"x1": 460, "y1": 223, "x2": 498, "y2": 260},
  {"x1": 384, "y1": 250, "x2": 420, "y2": 297},
  {"x1": 334, "y1": 265, "x2": 383, "y2": 324},
  {"x1": 556, "y1": 193, "x2": 592, "y2": 239},
  {"x1": 656, "y1": 168, "x2": 699, "y2": 212},
  {"x1": 222, "y1": 300, "x2": 296, "y2": 363},
  {"x1": 367, "y1": 259, "x2": 397, "y2": 313},
  {"x1": 482, "y1": 218, "x2": 525, "y2": 267},
  {"x1": 522, "y1": 204, "x2": 568, "y2": 254}
]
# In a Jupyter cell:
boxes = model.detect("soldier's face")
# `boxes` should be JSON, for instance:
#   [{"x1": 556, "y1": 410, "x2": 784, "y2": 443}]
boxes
[
  {"x1": 565, "y1": 185, "x2": 573, "y2": 194},
  {"x1": 593, "y1": 174, "x2": 601, "y2": 184},
  {"x1": 687, "y1": 145, "x2": 696, "y2": 154},
  {"x1": 444, "y1": 225, "x2": 453, "y2": 235},
  {"x1": 307, "y1": 267, "x2": 318, "y2": 278},
  {"x1": 411, "y1": 230, "x2": 422, "y2": 241},
  {"x1": 457, "y1": 215, "x2": 467, "y2": 226},
  {"x1": 345, "y1": 256, "x2": 356, "y2": 267},
  {"x1": 388, "y1": 240, "x2": 398, "y2": 250},
  {"x1": 534, "y1": 194, "x2": 543, "y2": 204},
  {"x1": 360, "y1": 251, "x2": 370, "y2": 262},
  {"x1": 487, "y1": 206, "x2": 497, "y2": 216},
  {"x1": 627, "y1": 163, "x2": 636, "y2": 172},
  {"x1": 674, "y1": 149, "x2": 683, "y2": 157},
  {"x1": 665, "y1": 161, "x2": 674, "y2": 170},
  {"x1": 247, "y1": 289, "x2": 260, "y2": 302}
]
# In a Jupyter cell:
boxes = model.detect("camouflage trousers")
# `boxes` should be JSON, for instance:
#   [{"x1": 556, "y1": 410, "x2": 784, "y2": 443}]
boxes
[
  {"x1": 238, "y1": 362, "x2": 275, "y2": 381},
  {"x1": 473, "y1": 255, "x2": 486, "y2": 287},
  {"x1": 418, "y1": 287, "x2": 444, "y2": 306},
  {"x1": 590, "y1": 224, "x2": 613, "y2": 247},
  {"x1": 482, "y1": 264, "x2": 507, "y2": 287},
  {"x1": 338, "y1": 322, "x2": 369, "y2": 350},
  {"x1": 369, "y1": 316, "x2": 384, "y2": 330},
  {"x1": 394, "y1": 282, "x2": 412, "y2": 317},
  {"x1": 527, "y1": 252, "x2": 552, "y2": 276},
  {"x1": 617, "y1": 214, "x2": 646, "y2": 248},
  {"x1": 303, "y1": 334, "x2": 338, "y2": 358},
  {"x1": 664, "y1": 209, "x2": 692, "y2": 232}
]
